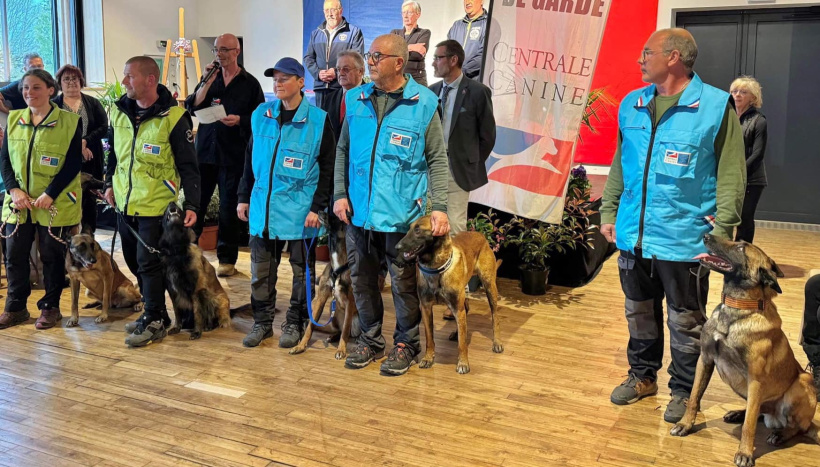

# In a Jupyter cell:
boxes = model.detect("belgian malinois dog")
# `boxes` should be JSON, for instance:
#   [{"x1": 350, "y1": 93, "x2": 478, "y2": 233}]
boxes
[
  {"x1": 396, "y1": 215, "x2": 503, "y2": 374},
  {"x1": 671, "y1": 234, "x2": 819, "y2": 466},
  {"x1": 159, "y1": 202, "x2": 232, "y2": 339},
  {"x1": 65, "y1": 226, "x2": 142, "y2": 326}
]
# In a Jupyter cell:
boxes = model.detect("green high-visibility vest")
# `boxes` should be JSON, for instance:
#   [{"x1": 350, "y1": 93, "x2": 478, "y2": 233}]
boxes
[
  {"x1": 1, "y1": 102, "x2": 81, "y2": 227},
  {"x1": 110, "y1": 105, "x2": 185, "y2": 216}
]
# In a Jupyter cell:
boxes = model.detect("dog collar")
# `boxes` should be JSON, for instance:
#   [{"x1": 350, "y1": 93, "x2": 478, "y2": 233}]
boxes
[
  {"x1": 418, "y1": 252, "x2": 453, "y2": 276},
  {"x1": 722, "y1": 293, "x2": 765, "y2": 311}
]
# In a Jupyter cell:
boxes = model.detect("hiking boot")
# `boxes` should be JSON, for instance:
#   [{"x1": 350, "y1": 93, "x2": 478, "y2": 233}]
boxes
[
  {"x1": 243, "y1": 323, "x2": 273, "y2": 347},
  {"x1": 217, "y1": 264, "x2": 237, "y2": 277},
  {"x1": 278, "y1": 321, "x2": 304, "y2": 348},
  {"x1": 125, "y1": 320, "x2": 167, "y2": 347},
  {"x1": 35, "y1": 308, "x2": 62, "y2": 329},
  {"x1": 344, "y1": 343, "x2": 384, "y2": 369},
  {"x1": 610, "y1": 374, "x2": 658, "y2": 405},
  {"x1": 379, "y1": 343, "x2": 417, "y2": 376},
  {"x1": 0, "y1": 310, "x2": 30, "y2": 329},
  {"x1": 664, "y1": 395, "x2": 689, "y2": 423}
]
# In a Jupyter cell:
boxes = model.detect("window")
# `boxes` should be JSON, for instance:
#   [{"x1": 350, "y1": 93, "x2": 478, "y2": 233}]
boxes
[{"x1": 0, "y1": 0, "x2": 59, "y2": 82}]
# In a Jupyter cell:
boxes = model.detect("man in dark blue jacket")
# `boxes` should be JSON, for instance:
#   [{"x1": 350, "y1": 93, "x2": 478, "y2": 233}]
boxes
[
  {"x1": 303, "y1": 0, "x2": 364, "y2": 138},
  {"x1": 447, "y1": 0, "x2": 488, "y2": 80}
]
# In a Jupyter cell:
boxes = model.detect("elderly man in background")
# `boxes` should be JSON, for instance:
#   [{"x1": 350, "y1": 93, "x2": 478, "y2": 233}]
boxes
[
  {"x1": 333, "y1": 34, "x2": 450, "y2": 377},
  {"x1": 335, "y1": 50, "x2": 365, "y2": 128},
  {"x1": 391, "y1": 0, "x2": 431, "y2": 86},
  {"x1": 447, "y1": 0, "x2": 488, "y2": 80},
  {"x1": 304, "y1": 0, "x2": 364, "y2": 138},
  {"x1": 0, "y1": 53, "x2": 45, "y2": 114}
]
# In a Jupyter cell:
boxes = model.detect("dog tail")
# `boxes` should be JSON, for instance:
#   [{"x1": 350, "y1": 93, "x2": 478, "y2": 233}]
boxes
[
  {"x1": 230, "y1": 303, "x2": 253, "y2": 317},
  {"x1": 495, "y1": 259, "x2": 503, "y2": 271}
]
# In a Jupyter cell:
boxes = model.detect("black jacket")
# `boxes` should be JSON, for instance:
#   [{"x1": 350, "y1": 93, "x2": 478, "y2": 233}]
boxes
[
  {"x1": 104, "y1": 85, "x2": 201, "y2": 211},
  {"x1": 429, "y1": 75, "x2": 496, "y2": 192},
  {"x1": 52, "y1": 93, "x2": 108, "y2": 180},
  {"x1": 739, "y1": 107, "x2": 767, "y2": 186},
  {"x1": 391, "y1": 27, "x2": 431, "y2": 85}
]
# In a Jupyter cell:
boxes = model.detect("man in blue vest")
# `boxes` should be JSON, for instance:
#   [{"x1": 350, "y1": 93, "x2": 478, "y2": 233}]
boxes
[
  {"x1": 600, "y1": 28, "x2": 746, "y2": 423},
  {"x1": 333, "y1": 34, "x2": 450, "y2": 376},
  {"x1": 237, "y1": 58, "x2": 336, "y2": 348}
]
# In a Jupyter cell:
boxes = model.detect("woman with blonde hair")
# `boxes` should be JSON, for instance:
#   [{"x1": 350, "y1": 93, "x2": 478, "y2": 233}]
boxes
[{"x1": 730, "y1": 76, "x2": 767, "y2": 243}]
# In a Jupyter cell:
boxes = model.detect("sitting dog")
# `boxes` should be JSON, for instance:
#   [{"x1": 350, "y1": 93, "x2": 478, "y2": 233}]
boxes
[
  {"x1": 671, "y1": 234, "x2": 819, "y2": 466},
  {"x1": 396, "y1": 215, "x2": 503, "y2": 374},
  {"x1": 159, "y1": 202, "x2": 231, "y2": 339},
  {"x1": 65, "y1": 226, "x2": 142, "y2": 326}
]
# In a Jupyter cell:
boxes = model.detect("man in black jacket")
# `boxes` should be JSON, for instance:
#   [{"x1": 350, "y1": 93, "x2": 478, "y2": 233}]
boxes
[
  {"x1": 186, "y1": 33, "x2": 265, "y2": 277},
  {"x1": 429, "y1": 40, "x2": 496, "y2": 234}
]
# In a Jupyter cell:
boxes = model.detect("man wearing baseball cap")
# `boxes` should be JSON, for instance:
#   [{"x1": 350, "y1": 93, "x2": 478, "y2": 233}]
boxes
[{"x1": 237, "y1": 57, "x2": 336, "y2": 348}]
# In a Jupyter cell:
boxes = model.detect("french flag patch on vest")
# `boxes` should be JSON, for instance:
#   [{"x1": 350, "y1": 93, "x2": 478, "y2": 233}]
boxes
[
  {"x1": 66, "y1": 192, "x2": 77, "y2": 204},
  {"x1": 164, "y1": 180, "x2": 177, "y2": 195}
]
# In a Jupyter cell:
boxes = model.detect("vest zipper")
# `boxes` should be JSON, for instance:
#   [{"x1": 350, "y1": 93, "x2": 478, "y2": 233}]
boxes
[
  {"x1": 123, "y1": 121, "x2": 140, "y2": 216},
  {"x1": 365, "y1": 94, "x2": 404, "y2": 229},
  {"x1": 25, "y1": 125, "x2": 40, "y2": 217},
  {"x1": 636, "y1": 101, "x2": 675, "y2": 250},
  {"x1": 264, "y1": 134, "x2": 282, "y2": 238}
]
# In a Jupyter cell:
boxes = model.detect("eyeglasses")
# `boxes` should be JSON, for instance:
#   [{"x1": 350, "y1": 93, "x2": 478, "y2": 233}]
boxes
[
  {"x1": 337, "y1": 66, "x2": 358, "y2": 74},
  {"x1": 61, "y1": 76, "x2": 80, "y2": 83},
  {"x1": 324, "y1": 8, "x2": 341, "y2": 13},
  {"x1": 364, "y1": 52, "x2": 399, "y2": 64},
  {"x1": 640, "y1": 49, "x2": 667, "y2": 62},
  {"x1": 211, "y1": 47, "x2": 238, "y2": 55},
  {"x1": 402, "y1": 10, "x2": 419, "y2": 16},
  {"x1": 432, "y1": 54, "x2": 452, "y2": 61},
  {"x1": 730, "y1": 89, "x2": 749, "y2": 95}
]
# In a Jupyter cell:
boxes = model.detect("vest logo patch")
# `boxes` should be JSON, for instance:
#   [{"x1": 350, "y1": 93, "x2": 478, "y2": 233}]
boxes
[
  {"x1": 142, "y1": 143, "x2": 161, "y2": 155},
  {"x1": 66, "y1": 192, "x2": 77, "y2": 204},
  {"x1": 338, "y1": 33, "x2": 348, "y2": 42},
  {"x1": 469, "y1": 27, "x2": 481, "y2": 41},
  {"x1": 40, "y1": 155, "x2": 60, "y2": 167},
  {"x1": 390, "y1": 132, "x2": 412, "y2": 148},
  {"x1": 283, "y1": 157, "x2": 303, "y2": 170},
  {"x1": 664, "y1": 149, "x2": 691, "y2": 166},
  {"x1": 211, "y1": 98, "x2": 221, "y2": 106}
]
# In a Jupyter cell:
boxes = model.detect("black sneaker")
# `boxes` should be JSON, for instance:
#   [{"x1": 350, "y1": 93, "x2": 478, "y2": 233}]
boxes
[
  {"x1": 243, "y1": 323, "x2": 273, "y2": 347},
  {"x1": 664, "y1": 395, "x2": 689, "y2": 423},
  {"x1": 344, "y1": 343, "x2": 384, "y2": 369},
  {"x1": 278, "y1": 321, "x2": 304, "y2": 348},
  {"x1": 379, "y1": 343, "x2": 417, "y2": 376},
  {"x1": 124, "y1": 320, "x2": 167, "y2": 347},
  {"x1": 125, "y1": 313, "x2": 172, "y2": 333}
]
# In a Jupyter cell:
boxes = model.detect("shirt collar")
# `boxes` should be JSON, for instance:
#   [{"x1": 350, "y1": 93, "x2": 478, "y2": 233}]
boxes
[{"x1": 443, "y1": 73, "x2": 464, "y2": 92}]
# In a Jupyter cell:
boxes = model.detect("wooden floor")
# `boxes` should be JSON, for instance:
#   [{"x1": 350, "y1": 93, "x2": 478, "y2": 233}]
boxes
[{"x1": 1, "y1": 227, "x2": 819, "y2": 467}]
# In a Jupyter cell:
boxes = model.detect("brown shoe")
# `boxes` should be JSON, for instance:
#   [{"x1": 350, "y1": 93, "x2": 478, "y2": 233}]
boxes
[
  {"x1": 610, "y1": 374, "x2": 658, "y2": 405},
  {"x1": 0, "y1": 310, "x2": 31, "y2": 329},
  {"x1": 35, "y1": 308, "x2": 63, "y2": 330},
  {"x1": 217, "y1": 263, "x2": 237, "y2": 277}
]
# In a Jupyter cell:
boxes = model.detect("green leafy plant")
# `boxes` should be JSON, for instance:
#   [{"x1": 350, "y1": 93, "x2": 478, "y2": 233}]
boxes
[
  {"x1": 92, "y1": 71, "x2": 126, "y2": 116},
  {"x1": 580, "y1": 88, "x2": 616, "y2": 138},
  {"x1": 467, "y1": 209, "x2": 504, "y2": 253},
  {"x1": 178, "y1": 187, "x2": 220, "y2": 225}
]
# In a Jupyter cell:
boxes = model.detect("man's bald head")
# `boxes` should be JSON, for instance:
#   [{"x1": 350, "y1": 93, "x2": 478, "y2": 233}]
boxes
[
  {"x1": 372, "y1": 34, "x2": 409, "y2": 71},
  {"x1": 653, "y1": 28, "x2": 698, "y2": 71},
  {"x1": 215, "y1": 33, "x2": 240, "y2": 50},
  {"x1": 125, "y1": 56, "x2": 160, "y2": 80}
]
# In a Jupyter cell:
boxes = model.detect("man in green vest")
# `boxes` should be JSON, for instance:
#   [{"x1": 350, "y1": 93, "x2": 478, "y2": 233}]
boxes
[{"x1": 103, "y1": 56, "x2": 201, "y2": 347}]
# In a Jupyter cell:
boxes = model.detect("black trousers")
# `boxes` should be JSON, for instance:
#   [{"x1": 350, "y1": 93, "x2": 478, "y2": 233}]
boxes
[
  {"x1": 801, "y1": 274, "x2": 820, "y2": 364},
  {"x1": 81, "y1": 188, "x2": 98, "y2": 233},
  {"x1": 314, "y1": 87, "x2": 343, "y2": 140},
  {"x1": 346, "y1": 226, "x2": 421, "y2": 354},
  {"x1": 194, "y1": 163, "x2": 244, "y2": 265},
  {"x1": 735, "y1": 184, "x2": 764, "y2": 243},
  {"x1": 249, "y1": 236, "x2": 316, "y2": 326},
  {"x1": 618, "y1": 249, "x2": 709, "y2": 396},
  {"x1": 4, "y1": 221, "x2": 70, "y2": 313},
  {"x1": 118, "y1": 215, "x2": 169, "y2": 324}
]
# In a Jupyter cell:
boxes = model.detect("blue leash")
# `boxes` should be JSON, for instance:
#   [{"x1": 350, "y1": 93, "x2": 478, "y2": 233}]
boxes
[{"x1": 304, "y1": 230, "x2": 335, "y2": 327}]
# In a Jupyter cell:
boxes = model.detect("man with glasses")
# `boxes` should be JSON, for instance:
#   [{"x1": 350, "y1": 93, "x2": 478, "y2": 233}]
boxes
[
  {"x1": 335, "y1": 50, "x2": 365, "y2": 127},
  {"x1": 601, "y1": 28, "x2": 746, "y2": 423},
  {"x1": 0, "y1": 53, "x2": 45, "y2": 114},
  {"x1": 304, "y1": 0, "x2": 364, "y2": 139},
  {"x1": 185, "y1": 33, "x2": 265, "y2": 277},
  {"x1": 333, "y1": 34, "x2": 450, "y2": 377}
]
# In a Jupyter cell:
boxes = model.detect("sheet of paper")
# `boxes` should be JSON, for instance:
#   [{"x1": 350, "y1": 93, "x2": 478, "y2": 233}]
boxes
[{"x1": 194, "y1": 105, "x2": 227, "y2": 124}]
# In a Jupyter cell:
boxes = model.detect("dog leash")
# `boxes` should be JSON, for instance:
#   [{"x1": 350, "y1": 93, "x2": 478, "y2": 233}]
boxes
[
  {"x1": 0, "y1": 198, "x2": 69, "y2": 246},
  {"x1": 89, "y1": 188, "x2": 119, "y2": 257},
  {"x1": 303, "y1": 229, "x2": 336, "y2": 328},
  {"x1": 111, "y1": 207, "x2": 162, "y2": 256}
]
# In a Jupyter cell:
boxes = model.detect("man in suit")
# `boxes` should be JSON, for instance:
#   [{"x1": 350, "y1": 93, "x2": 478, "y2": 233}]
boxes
[{"x1": 429, "y1": 40, "x2": 496, "y2": 235}]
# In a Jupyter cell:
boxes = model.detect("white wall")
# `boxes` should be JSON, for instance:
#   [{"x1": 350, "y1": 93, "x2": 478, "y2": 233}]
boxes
[
  {"x1": 101, "y1": 0, "x2": 205, "y2": 94},
  {"x1": 658, "y1": 0, "x2": 820, "y2": 28}
]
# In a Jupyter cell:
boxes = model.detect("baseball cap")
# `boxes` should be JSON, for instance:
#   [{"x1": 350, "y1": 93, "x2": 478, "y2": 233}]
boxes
[{"x1": 264, "y1": 57, "x2": 305, "y2": 78}]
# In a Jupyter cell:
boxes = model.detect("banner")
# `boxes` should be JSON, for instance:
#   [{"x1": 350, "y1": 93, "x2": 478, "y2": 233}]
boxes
[{"x1": 473, "y1": 0, "x2": 611, "y2": 223}]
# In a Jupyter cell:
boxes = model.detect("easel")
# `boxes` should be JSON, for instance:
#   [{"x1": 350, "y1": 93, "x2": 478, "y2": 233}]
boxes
[{"x1": 161, "y1": 7, "x2": 201, "y2": 106}]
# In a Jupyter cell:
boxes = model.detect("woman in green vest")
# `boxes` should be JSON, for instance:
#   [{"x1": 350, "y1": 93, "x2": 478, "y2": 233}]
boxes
[{"x1": 0, "y1": 69, "x2": 82, "y2": 330}]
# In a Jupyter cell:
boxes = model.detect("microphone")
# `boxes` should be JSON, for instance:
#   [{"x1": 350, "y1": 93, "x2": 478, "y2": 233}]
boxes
[{"x1": 200, "y1": 61, "x2": 221, "y2": 84}]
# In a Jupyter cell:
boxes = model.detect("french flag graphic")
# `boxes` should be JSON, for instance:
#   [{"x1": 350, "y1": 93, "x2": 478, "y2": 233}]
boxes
[
  {"x1": 66, "y1": 192, "x2": 77, "y2": 204},
  {"x1": 164, "y1": 180, "x2": 177, "y2": 195}
]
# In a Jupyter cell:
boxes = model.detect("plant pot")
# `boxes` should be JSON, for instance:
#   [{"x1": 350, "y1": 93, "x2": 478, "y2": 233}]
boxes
[
  {"x1": 520, "y1": 266, "x2": 549, "y2": 296},
  {"x1": 198, "y1": 225, "x2": 218, "y2": 250},
  {"x1": 316, "y1": 244, "x2": 330, "y2": 262}
]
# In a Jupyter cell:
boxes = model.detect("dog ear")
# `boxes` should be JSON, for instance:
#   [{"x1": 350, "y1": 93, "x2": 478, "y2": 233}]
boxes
[
  {"x1": 759, "y1": 266, "x2": 783, "y2": 294},
  {"x1": 80, "y1": 223, "x2": 94, "y2": 236},
  {"x1": 317, "y1": 210, "x2": 329, "y2": 229},
  {"x1": 771, "y1": 260, "x2": 785, "y2": 278},
  {"x1": 187, "y1": 228, "x2": 196, "y2": 243}
]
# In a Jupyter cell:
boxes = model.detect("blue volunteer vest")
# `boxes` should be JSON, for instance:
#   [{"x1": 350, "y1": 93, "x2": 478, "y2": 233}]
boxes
[
  {"x1": 616, "y1": 73, "x2": 729, "y2": 262},
  {"x1": 345, "y1": 76, "x2": 439, "y2": 232},
  {"x1": 249, "y1": 97, "x2": 327, "y2": 240}
]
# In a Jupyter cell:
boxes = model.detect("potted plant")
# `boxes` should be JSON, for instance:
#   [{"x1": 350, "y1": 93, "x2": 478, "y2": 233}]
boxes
[
  {"x1": 315, "y1": 234, "x2": 330, "y2": 262},
  {"x1": 177, "y1": 188, "x2": 219, "y2": 250},
  {"x1": 466, "y1": 209, "x2": 504, "y2": 291}
]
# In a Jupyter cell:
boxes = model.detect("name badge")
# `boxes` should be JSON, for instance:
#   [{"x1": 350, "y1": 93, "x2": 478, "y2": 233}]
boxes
[
  {"x1": 284, "y1": 157, "x2": 303, "y2": 169},
  {"x1": 390, "y1": 132, "x2": 412, "y2": 149},
  {"x1": 664, "y1": 149, "x2": 691, "y2": 166},
  {"x1": 40, "y1": 155, "x2": 60, "y2": 167},
  {"x1": 142, "y1": 143, "x2": 161, "y2": 155}
]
